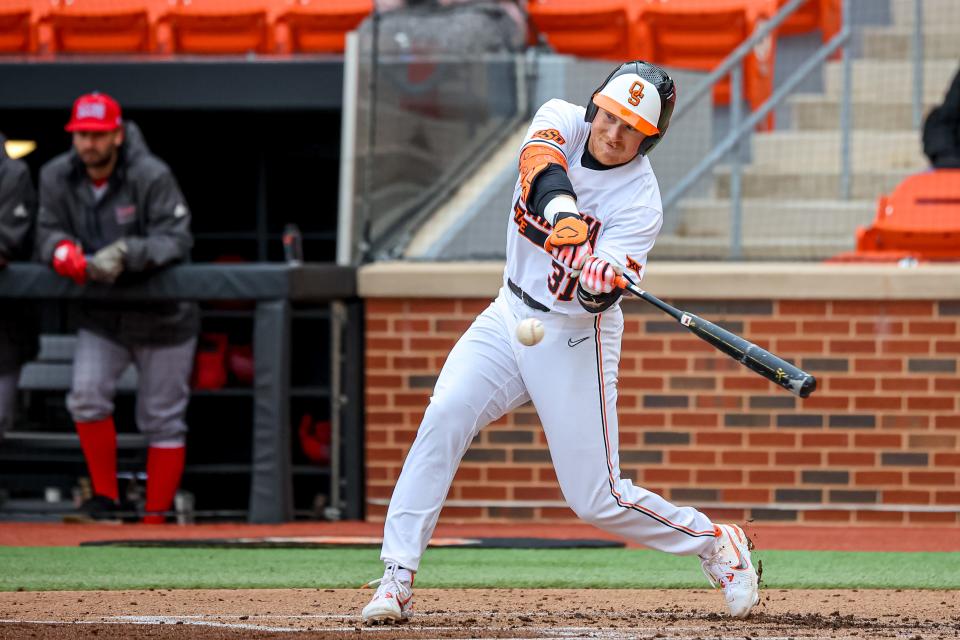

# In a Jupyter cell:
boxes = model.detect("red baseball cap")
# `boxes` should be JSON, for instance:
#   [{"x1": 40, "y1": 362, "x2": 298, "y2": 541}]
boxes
[{"x1": 65, "y1": 92, "x2": 123, "y2": 132}]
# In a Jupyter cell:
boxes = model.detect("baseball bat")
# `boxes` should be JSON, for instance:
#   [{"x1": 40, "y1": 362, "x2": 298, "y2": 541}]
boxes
[{"x1": 615, "y1": 275, "x2": 817, "y2": 398}]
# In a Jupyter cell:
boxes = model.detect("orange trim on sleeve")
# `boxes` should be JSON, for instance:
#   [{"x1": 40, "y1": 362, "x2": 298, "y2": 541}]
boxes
[{"x1": 518, "y1": 142, "x2": 568, "y2": 204}]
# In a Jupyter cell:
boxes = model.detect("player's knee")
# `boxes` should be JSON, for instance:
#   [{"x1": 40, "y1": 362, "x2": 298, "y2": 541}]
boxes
[
  {"x1": 140, "y1": 420, "x2": 187, "y2": 446},
  {"x1": 66, "y1": 388, "x2": 113, "y2": 423}
]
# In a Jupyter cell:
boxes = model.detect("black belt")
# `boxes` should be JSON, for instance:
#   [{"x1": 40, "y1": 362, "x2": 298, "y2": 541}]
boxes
[{"x1": 507, "y1": 278, "x2": 550, "y2": 313}]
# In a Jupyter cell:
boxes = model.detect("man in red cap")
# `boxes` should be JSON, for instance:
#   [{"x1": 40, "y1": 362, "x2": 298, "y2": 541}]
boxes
[{"x1": 36, "y1": 92, "x2": 199, "y2": 523}]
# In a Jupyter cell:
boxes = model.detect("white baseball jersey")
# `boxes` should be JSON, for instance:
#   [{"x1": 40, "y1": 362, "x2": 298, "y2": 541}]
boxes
[{"x1": 505, "y1": 99, "x2": 664, "y2": 314}]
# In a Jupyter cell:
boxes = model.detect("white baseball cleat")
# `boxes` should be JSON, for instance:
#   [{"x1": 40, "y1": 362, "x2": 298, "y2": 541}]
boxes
[
  {"x1": 699, "y1": 524, "x2": 760, "y2": 618},
  {"x1": 361, "y1": 563, "x2": 414, "y2": 625}
]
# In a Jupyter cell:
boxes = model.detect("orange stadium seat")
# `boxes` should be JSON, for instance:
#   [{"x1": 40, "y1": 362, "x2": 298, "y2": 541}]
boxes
[
  {"x1": 527, "y1": 0, "x2": 639, "y2": 62},
  {"x1": 635, "y1": 0, "x2": 777, "y2": 129},
  {"x1": 0, "y1": 0, "x2": 48, "y2": 53},
  {"x1": 273, "y1": 0, "x2": 370, "y2": 54},
  {"x1": 774, "y1": 0, "x2": 840, "y2": 42},
  {"x1": 45, "y1": 0, "x2": 171, "y2": 53},
  {"x1": 829, "y1": 170, "x2": 960, "y2": 263},
  {"x1": 162, "y1": 0, "x2": 272, "y2": 54}
]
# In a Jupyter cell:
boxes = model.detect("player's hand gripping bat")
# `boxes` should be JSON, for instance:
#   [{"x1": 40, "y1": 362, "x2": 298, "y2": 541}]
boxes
[{"x1": 615, "y1": 274, "x2": 817, "y2": 398}]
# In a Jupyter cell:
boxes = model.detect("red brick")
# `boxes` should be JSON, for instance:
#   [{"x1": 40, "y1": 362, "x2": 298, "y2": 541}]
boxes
[
  {"x1": 854, "y1": 471, "x2": 902, "y2": 485},
  {"x1": 514, "y1": 486, "x2": 563, "y2": 500},
  {"x1": 827, "y1": 377, "x2": 875, "y2": 392},
  {"x1": 779, "y1": 301, "x2": 827, "y2": 315},
  {"x1": 908, "y1": 512, "x2": 958, "y2": 524},
  {"x1": 856, "y1": 511, "x2": 903, "y2": 523},
  {"x1": 748, "y1": 433, "x2": 795, "y2": 447},
  {"x1": 853, "y1": 433, "x2": 901, "y2": 448},
  {"x1": 880, "y1": 377, "x2": 929, "y2": 392},
  {"x1": 367, "y1": 375, "x2": 404, "y2": 389},
  {"x1": 853, "y1": 358, "x2": 903, "y2": 373},
  {"x1": 751, "y1": 320, "x2": 799, "y2": 335},
  {"x1": 801, "y1": 320, "x2": 849, "y2": 335},
  {"x1": 367, "y1": 300, "x2": 407, "y2": 314},
  {"x1": 833, "y1": 301, "x2": 933, "y2": 316},
  {"x1": 366, "y1": 318, "x2": 389, "y2": 333},
  {"x1": 392, "y1": 356, "x2": 429, "y2": 369},
  {"x1": 722, "y1": 451, "x2": 769, "y2": 464},
  {"x1": 880, "y1": 340, "x2": 930, "y2": 355},
  {"x1": 696, "y1": 469, "x2": 743, "y2": 484},
  {"x1": 644, "y1": 468, "x2": 691, "y2": 483},
  {"x1": 697, "y1": 432, "x2": 743, "y2": 446},
  {"x1": 367, "y1": 411, "x2": 405, "y2": 426},
  {"x1": 369, "y1": 337, "x2": 404, "y2": 351},
  {"x1": 908, "y1": 471, "x2": 955, "y2": 486},
  {"x1": 366, "y1": 354, "x2": 389, "y2": 370},
  {"x1": 748, "y1": 470, "x2": 795, "y2": 484},
  {"x1": 802, "y1": 433, "x2": 849, "y2": 447},
  {"x1": 827, "y1": 452, "x2": 875, "y2": 466},
  {"x1": 367, "y1": 447, "x2": 405, "y2": 462},
  {"x1": 935, "y1": 491, "x2": 960, "y2": 505},
  {"x1": 394, "y1": 391, "x2": 430, "y2": 407},
  {"x1": 366, "y1": 429, "x2": 388, "y2": 444},
  {"x1": 935, "y1": 340, "x2": 960, "y2": 353},
  {"x1": 410, "y1": 337, "x2": 457, "y2": 351},
  {"x1": 882, "y1": 490, "x2": 931, "y2": 504},
  {"x1": 460, "y1": 300, "x2": 491, "y2": 314},
  {"x1": 695, "y1": 395, "x2": 743, "y2": 410},
  {"x1": 935, "y1": 415, "x2": 960, "y2": 430},
  {"x1": 854, "y1": 396, "x2": 902, "y2": 411},
  {"x1": 803, "y1": 395, "x2": 849, "y2": 410},
  {"x1": 804, "y1": 511, "x2": 852, "y2": 523},
  {"x1": 487, "y1": 468, "x2": 532, "y2": 482},
  {"x1": 934, "y1": 453, "x2": 960, "y2": 466},
  {"x1": 365, "y1": 393, "x2": 389, "y2": 407},
  {"x1": 881, "y1": 415, "x2": 929, "y2": 430},
  {"x1": 537, "y1": 468, "x2": 558, "y2": 483},
  {"x1": 620, "y1": 413, "x2": 667, "y2": 427},
  {"x1": 671, "y1": 413, "x2": 719, "y2": 428},
  {"x1": 392, "y1": 428, "x2": 418, "y2": 447},
  {"x1": 777, "y1": 339, "x2": 824, "y2": 353},
  {"x1": 393, "y1": 318, "x2": 430, "y2": 333},
  {"x1": 539, "y1": 507, "x2": 577, "y2": 520},
  {"x1": 668, "y1": 450, "x2": 715, "y2": 464},
  {"x1": 935, "y1": 378, "x2": 960, "y2": 392},
  {"x1": 442, "y1": 507, "x2": 484, "y2": 519},
  {"x1": 701, "y1": 508, "x2": 747, "y2": 522},
  {"x1": 461, "y1": 486, "x2": 507, "y2": 500},
  {"x1": 722, "y1": 488, "x2": 770, "y2": 502},
  {"x1": 623, "y1": 339, "x2": 665, "y2": 351},
  {"x1": 693, "y1": 357, "x2": 739, "y2": 372},
  {"x1": 620, "y1": 376, "x2": 664, "y2": 390},
  {"x1": 410, "y1": 300, "x2": 458, "y2": 314},
  {"x1": 829, "y1": 339, "x2": 876, "y2": 354},
  {"x1": 775, "y1": 451, "x2": 821, "y2": 465},
  {"x1": 435, "y1": 318, "x2": 473, "y2": 333},
  {"x1": 453, "y1": 467, "x2": 482, "y2": 482},
  {"x1": 722, "y1": 377, "x2": 771, "y2": 392},
  {"x1": 855, "y1": 320, "x2": 904, "y2": 336},
  {"x1": 669, "y1": 337, "x2": 714, "y2": 353},
  {"x1": 910, "y1": 320, "x2": 957, "y2": 335},
  {"x1": 908, "y1": 396, "x2": 954, "y2": 411},
  {"x1": 642, "y1": 357, "x2": 688, "y2": 371},
  {"x1": 908, "y1": 434, "x2": 956, "y2": 449}
]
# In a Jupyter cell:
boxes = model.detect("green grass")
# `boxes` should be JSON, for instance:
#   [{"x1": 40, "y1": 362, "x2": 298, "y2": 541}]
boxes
[{"x1": 2, "y1": 547, "x2": 958, "y2": 591}]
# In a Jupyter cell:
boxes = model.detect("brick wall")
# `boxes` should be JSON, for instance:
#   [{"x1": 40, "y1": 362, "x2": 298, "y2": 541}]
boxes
[{"x1": 364, "y1": 295, "x2": 960, "y2": 526}]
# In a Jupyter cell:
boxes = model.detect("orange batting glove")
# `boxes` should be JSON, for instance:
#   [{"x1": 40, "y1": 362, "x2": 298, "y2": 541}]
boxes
[{"x1": 543, "y1": 215, "x2": 588, "y2": 252}]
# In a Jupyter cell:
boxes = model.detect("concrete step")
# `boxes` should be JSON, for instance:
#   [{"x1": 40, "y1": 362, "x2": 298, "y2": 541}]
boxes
[
  {"x1": 750, "y1": 131, "x2": 925, "y2": 172},
  {"x1": 714, "y1": 167, "x2": 913, "y2": 199},
  {"x1": 824, "y1": 59, "x2": 959, "y2": 102},
  {"x1": 862, "y1": 27, "x2": 960, "y2": 60},
  {"x1": 650, "y1": 234, "x2": 853, "y2": 261},
  {"x1": 891, "y1": 0, "x2": 960, "y2": 27},
  {"x1": 673, "y1": 198, "x2": 875, "y2": 238},
  {"x1": 789, "y1": 94, "x2": 937, "y2": 131}
]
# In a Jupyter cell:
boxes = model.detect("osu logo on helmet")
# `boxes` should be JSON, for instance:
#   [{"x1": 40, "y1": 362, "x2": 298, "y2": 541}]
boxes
[{"x1": 627, "y1": 81, "x2": 645, "y2": 106}]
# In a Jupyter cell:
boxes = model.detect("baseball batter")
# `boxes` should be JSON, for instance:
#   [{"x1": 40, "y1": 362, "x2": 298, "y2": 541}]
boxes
[{"x1": 362, "y1": 61, "x2": 759, "y2": 623}]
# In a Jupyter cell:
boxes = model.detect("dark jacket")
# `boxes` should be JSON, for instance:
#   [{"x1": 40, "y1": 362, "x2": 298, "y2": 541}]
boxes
[
  {"x1": 0, "y1": 132, "x2": 40, "y2": 374},
  {"x1": 36, "y1": 121, "x2": 199, "y2": 347},
  {"x1": 923, "y1": 66, "x2": 960, "y2": 169}
]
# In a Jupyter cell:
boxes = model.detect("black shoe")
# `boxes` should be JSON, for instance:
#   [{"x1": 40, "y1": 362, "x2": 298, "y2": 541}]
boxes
[{"x1": 64, "y1": 494, "x2": 126, "y2": 523}]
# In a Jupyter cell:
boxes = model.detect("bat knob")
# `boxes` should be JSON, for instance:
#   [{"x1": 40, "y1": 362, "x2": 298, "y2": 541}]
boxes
[{"x1": 798, "y1": 375, "x2": 817, "y2": 398}]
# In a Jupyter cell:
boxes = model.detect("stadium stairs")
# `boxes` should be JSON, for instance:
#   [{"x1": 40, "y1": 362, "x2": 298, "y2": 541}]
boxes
[{"x1": 652, "y1": 0, "x2": 960, "y2": 261}]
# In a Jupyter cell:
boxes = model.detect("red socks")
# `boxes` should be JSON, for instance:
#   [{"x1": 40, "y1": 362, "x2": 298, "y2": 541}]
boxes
[
  {"x1": 75, "y1": 417, "x2": 119, "y2": 502},
  {"x1": 144, "y1": 446, "x2": 185, "y2": 524}
]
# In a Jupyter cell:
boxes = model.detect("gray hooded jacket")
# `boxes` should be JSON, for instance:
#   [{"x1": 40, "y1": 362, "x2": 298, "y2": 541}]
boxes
[
  {"x1": 36, "y1": 122, "x2": 199, "y2": 347},
  {"x1": 0, "y1": 132, "x2": 40, "y2": 373}
]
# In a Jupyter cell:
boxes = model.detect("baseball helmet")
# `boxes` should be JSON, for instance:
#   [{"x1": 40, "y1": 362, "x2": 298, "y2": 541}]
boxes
[{"x1": 584, "y1": 60, "x2": 676, "y2": 157}]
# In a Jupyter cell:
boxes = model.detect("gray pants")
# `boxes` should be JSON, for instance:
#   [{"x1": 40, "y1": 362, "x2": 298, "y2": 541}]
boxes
[
  {"x1": 67, "y1": 330, "x2": 197, "y2": 447},
  {"x1": 0, "y1": 370, "x2": 17, "y2": 440}
]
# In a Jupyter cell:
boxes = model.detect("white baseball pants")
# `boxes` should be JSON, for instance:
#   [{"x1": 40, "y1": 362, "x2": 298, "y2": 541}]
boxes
[{"x1": 381, "y1": 288, "x2": 717, "y2": 571}]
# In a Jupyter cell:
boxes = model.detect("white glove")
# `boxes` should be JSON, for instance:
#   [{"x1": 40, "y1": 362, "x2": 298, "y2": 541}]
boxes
[{"x1": 87, "y1": 239, "x2": 128, "y2": 284}]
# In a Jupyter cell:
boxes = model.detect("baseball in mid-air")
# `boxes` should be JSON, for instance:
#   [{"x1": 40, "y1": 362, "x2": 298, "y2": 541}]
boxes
[{"x1": 515, "y1": 317, "x2": 545, "y2": 347}]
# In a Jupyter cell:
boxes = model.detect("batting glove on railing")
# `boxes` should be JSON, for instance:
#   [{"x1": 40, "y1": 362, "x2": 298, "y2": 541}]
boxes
[{"x1": 579, "y1": 255, "x2": 622, "y2": 295}]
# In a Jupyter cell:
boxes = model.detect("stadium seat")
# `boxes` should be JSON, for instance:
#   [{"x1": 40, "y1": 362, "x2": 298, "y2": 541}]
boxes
[
  {"x1": 635, "y1": 0, "x2": 778, "y2": 130},
  {"x1": 829, "y1": 170, "x2": 960, "y2": 262},
  {"x1": 163, "y1": 0, "x2": 272, "y2": 55},
  {"x1": 774, "y1": 0, "x2": 840, "y2": 42},
  {"x1": 0, "y1": 0, "x2": 47, "y2": 54},
  {"x1": 45, "y1": 0, "x2": 170, "y2": 54},
  {"x1": 273, "y1": 0, "x2": 370, "y2": 54},
  {"x1": 527, "y1": 0, "x2": 639, "y2": 61}
]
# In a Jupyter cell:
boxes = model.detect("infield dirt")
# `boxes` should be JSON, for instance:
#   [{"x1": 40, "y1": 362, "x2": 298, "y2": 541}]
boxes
[{"x1": 1, "y1": 587, "x2": 958, "y2": 639}]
